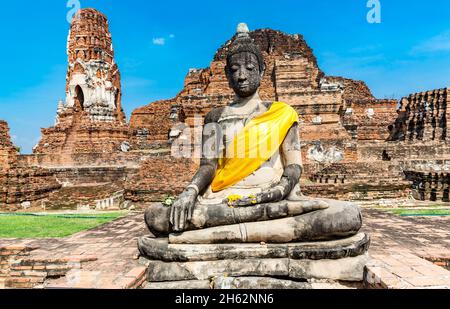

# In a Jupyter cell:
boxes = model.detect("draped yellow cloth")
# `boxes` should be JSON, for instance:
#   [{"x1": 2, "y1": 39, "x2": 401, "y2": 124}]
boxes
[{"x1": 211, "y1": 102, "x2": 299, "y2": 192}]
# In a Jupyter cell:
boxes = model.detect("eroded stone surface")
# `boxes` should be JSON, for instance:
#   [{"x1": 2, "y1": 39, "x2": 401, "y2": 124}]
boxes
[
  {"x1": 143, "y1": 277, "x2": 312, "y2": 289},
  {"x1": 213, "y1": 276, "x2": 311, "y2": 289},
  {"x1": 146, "y1": 258, "x2": 290, "y2": 282},
  {"x1": 289, "y1": 253, "x2": 369, "y2": 281},
  {"x1": 138, "y1": 233, "x2": 370, "y2": 262},
  {"x1": 144, "y1": 254, "x2": 368, "y2": 283},
  {"x1": 144, "y1": 280, "x2": 211, "y2": 289}
]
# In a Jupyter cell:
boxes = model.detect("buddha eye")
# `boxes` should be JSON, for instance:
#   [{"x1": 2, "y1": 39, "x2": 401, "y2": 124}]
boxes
[
  {"x1": 247, "y1": 65, "x2": 255, "y2": 71},
  {"x1": 231, "y1": 65, "x2": 239, "y2": 72}
]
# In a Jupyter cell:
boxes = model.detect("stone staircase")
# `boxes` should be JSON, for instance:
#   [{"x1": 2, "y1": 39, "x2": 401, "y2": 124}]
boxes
[
  {"x1": 61, "y1": 113, "x2": 81, "y2": 154},
  {"x1": 42, "y1": 183, "x2": 125, "y2": 211}
]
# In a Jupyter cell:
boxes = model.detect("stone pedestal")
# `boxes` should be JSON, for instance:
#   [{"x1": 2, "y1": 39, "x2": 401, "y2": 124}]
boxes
[{"x1": 138, "y1": 233, "x2": 370, "y2": 289}]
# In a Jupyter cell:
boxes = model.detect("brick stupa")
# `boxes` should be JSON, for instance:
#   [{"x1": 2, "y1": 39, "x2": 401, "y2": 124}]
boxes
[{"x1": 34, "y1": 8, "x2": 128, "y2": 155}]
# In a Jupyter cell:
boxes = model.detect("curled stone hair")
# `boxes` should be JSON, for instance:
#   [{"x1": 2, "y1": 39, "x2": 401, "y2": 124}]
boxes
[{"x1": 226, "y1": 23, "x2": 265, "y2": 73}]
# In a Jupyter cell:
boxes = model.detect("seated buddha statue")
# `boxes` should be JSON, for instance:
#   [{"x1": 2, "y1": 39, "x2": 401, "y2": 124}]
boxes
[{"x1": 143, "y1": 23, "x2": 362, "y2": 245}]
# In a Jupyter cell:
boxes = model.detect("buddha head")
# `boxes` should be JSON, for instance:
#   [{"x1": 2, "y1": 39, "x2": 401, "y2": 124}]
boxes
[{"x1": 225, "y1": 23, "x2": 265, "y2": 98}]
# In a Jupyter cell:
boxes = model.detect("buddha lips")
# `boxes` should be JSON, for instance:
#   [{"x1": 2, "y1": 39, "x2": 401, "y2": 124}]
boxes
[{"x1": 211, "y1": 102, "x2": 299, "y2": 193}]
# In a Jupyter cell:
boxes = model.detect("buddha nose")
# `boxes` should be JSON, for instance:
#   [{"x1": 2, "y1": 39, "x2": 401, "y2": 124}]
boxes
[{"x1": 238, "y1": 70, "x2": 247, "y2": 82}]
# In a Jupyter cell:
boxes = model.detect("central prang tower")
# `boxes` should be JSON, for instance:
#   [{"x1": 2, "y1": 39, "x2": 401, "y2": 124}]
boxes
[
  {"x1": 34, "y1": 8, "x2": 129, "y2": 156},
  {"x1": 65, "y1": 8, "x2": 125, "y2": 123}
]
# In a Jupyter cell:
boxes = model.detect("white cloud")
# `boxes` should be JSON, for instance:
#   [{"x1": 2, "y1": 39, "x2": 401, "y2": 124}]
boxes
[
  {"x1": 152, "y1": 34, "x2": 176, "y2": 46},
  {"x1": 152, "y1": 38, "x2": 166, "y2": 45},
  {"x1": 412, "y1": 31, "x2": 450, "y2": 54}
]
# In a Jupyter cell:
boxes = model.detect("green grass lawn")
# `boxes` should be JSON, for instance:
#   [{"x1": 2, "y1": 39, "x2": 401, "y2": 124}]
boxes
[
  {"x1": 385, "y1": 208, "x2": 450, "y2": 217},
  {"x1": 0, "y1": 212, "x2": 127, "y2": 238}
]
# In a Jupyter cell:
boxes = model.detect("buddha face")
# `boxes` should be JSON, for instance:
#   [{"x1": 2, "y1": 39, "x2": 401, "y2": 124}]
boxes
[{"x1": 226, "y1": 52, "x2": 263, "y2": 98}]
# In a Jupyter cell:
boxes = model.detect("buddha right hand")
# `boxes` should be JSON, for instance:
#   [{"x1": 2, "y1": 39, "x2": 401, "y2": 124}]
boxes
[{"x1": 169, "y1": 187, "x2": 198, "y2": 233}]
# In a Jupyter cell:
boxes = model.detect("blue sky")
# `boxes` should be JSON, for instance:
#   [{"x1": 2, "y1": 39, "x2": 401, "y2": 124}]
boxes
[{"x1": 1, "y1": 0, "x2": 450, "y2": 153}]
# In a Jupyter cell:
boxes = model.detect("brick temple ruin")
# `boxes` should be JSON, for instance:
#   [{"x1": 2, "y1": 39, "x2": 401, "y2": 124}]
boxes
[
  {"x1": 1, "y1": 8, "x2": 449, "y2": 210},
  {"x1": 0, "y1": 121, "x2": 61, "y2": 207}
]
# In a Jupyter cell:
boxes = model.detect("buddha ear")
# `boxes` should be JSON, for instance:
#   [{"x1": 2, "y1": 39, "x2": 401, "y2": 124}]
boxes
[
  {"x1": 225, "y1": 64, "x2": 230, "y2": 79},
  {"x1": 260, "y1": 65, "x2": 265, "y2": 78},
  {"x1": 225, "y1": 64, "x2": 233, "y2": 87}
]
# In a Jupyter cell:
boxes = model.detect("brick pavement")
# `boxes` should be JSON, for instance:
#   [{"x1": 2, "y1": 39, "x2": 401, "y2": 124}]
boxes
[{"x1": 361, "y1": 208, "x2": 450, "y2": 288}]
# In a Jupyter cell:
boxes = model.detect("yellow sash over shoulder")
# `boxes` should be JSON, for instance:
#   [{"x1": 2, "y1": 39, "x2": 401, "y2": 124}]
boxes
[{"x1": 211, "y1": 102, "x2": 299, "y2": 192}]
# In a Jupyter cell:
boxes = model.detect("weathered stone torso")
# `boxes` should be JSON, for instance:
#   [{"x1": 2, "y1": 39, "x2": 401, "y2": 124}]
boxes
[{"x1": 199, "y1": 101, "x2": 284, "y2": 204}]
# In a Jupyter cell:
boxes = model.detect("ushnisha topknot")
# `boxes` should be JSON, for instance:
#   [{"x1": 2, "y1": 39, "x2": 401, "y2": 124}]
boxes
[{"x1": 226, "y1": 23, "x2": 265, "y2": 73}]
